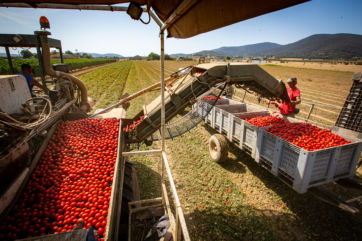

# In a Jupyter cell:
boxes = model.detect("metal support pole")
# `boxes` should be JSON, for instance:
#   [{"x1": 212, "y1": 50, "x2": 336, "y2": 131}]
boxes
[
  {"x1": 306, "y1": 103, "x2": 315, "y2": 122},
  {"x1": 161, "y1": 0, "x2": 198, "y2": 32},
  {"x1": 5, "y1": 47, "x2": 14, "y2": 74},
  {"x1": 59, "y1": 47, "x2": 64, "y2": 64},
  {"x1": 242, "y1": 89, "x2": 247, "y2": 103},
  {"x1": 35, "y1": 34, "x2": 48, "y2": 94},
  {"x1": 160, "y1": 31, "x2": 165, "y2": 183},
  {"x1": 162, "y1": 152, "x2": 191, "y2": 241},
  {"x1": 149, "y1": 9, "x2": 162, "y2": 27},
  {"x1": 122, "y1": 149, "x2": 161, "y2": 156}
]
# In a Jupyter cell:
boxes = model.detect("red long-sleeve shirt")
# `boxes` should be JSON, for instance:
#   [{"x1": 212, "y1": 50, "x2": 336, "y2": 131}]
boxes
[{"x1": 279, "y1": 87, "x2": 300, "y2": 115}]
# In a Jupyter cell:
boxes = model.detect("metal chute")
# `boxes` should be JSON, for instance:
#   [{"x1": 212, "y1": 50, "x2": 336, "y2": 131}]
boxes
[{"x1": 126, "y1": 63, "x2": 290, "y2": 143}]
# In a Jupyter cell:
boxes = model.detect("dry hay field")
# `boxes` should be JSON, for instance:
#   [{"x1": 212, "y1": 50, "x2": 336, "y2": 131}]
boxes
[
  {"x1": 79, "y1": 60, "x2": 362, "y2": 241},
  {"x1": 267, "y1": 61, "x2": 362, "y2": 73},
  {"x1": 236, "y1": 63, "x2": 360, "y2": 127}
]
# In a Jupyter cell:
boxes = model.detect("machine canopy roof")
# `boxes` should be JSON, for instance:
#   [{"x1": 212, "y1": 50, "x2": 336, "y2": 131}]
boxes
[{"x1": 2, "y1": 0, "x2": 309, "y2": 38}]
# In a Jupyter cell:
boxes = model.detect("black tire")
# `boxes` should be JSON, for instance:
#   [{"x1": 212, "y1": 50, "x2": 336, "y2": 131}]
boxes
[
  {"x1": 209, "y1": 134, "x2": 229, "y2": 163},
  {"x1": 144, "y1": 139, "x2": 153, "y2": 146}
]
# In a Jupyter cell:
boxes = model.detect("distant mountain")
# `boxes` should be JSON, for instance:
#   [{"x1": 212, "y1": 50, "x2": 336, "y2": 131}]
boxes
[
  {"x1": 170, "y1": 53, "x2": 190, "y2": 57},
  {"x1": 0, "y1": 53, "x2": 20, "y2": 57},
  {"x1": 255, "y1": 34, "x2": 362, "y2": 59},
  {"x1": 211, "y1": 42, "x2": 281, "y2": 57},
  {"x1": 79, "y1": 52, "x2": 124, "y2": 58},
  {"x1": 193, "y1": 50, "x2": 223, "y2": 57},
  {"x1": 173, "y1": 34, "x2": 362, "y2": 59}
]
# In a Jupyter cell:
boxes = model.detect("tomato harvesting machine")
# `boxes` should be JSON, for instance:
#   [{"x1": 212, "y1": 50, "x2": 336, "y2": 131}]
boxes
[
  {"x1": 0, "y1": 23, "x2": 294, "y2": 240},
  {"x1": 0, "y1": 0, "x2": 361, "y2": 241}
]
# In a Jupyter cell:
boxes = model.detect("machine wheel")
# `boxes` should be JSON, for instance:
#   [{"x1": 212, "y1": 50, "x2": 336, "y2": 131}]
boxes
[
  {"x1": 209, "y1": 134, "x2": 229, "y2": 163},
  {"x1": 144, "y1": 139, "x2": 153, "y2": 146}
]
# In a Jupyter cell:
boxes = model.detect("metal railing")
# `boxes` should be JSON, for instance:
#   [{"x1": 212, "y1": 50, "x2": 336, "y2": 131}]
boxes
[{"x1": 161, "y1": 151, "x2": 191, "y2": 241}]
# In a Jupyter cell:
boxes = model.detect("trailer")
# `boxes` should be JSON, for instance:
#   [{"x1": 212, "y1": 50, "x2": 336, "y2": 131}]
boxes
[{"x1": 194, "y1": 94, "x2": 362, "y2": 212}]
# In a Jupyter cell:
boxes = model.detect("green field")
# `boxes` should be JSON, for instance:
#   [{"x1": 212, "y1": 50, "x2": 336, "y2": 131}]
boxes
[
  {"x1": 79, "y1": 61, "x2": 362, "y2": 241},
  {"x1": 0, "y1": 58, "x2": 116, "y2": 76}
]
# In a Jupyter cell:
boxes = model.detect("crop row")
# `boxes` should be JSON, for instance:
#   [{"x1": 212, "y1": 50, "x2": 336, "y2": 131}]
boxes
[
  {"x1": 79, "y1": 61, "x2": 132, "y2": 110},
  {"x1": 0, "y1": 58, "x2": 116, "y2": 76}
]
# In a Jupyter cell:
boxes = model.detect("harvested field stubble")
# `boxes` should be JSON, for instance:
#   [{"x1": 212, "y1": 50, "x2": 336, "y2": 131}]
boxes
[{"x1": 232, "y1": 64, "x2": 356, "y2": 126}]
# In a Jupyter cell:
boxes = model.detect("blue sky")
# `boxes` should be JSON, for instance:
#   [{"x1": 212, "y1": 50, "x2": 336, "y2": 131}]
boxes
[{"x1": 0, "y1": 0, "x2": 361, "y2": 56}]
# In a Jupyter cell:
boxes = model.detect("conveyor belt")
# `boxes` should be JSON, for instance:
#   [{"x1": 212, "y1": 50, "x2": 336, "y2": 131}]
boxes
[
  {"x1": 126, "y1": 63, "x2": 289, "y2": 143},
  {"x1": 147, "y1": 84, "x2": 226, "y2": 142}
]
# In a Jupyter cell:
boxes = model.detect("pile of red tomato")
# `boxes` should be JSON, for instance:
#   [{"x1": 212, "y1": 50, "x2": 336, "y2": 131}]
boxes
[
  {"x1": 123, "y1": 115, "x2": 145, "y2": 132},
  {"x1": 264, "y1": 97, "x2": 282, "y2": 108},
  {"x1": 267, "y1": 122, "x2": 351, "y2": 151},
  {"x1": 0, "y1": 118, "x2": 119, "y2": 240},
  {"x1": 202, "y1": 95, "x2": 224, "y2": 101},
  {"x1": 245, "y1": 115, "x2": 286, "y2": 127}
]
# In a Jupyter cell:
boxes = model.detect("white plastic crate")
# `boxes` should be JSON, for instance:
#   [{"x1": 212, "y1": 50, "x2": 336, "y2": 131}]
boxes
[
  {"x1": 214, "y1": 104, "x2": 247, "y2": 133},
  {"x1": 195, "y1": 99, "x2": 232, "y2": 124},
  {"x1": 196, "y1": 100, "x2": 270, "y2": 158},
  {"x1": 233, "y1": 112, "x2": 269, "y2": 158},
  {"x1": 255, "y1": 130, "x2": 362, "y2": 193}
]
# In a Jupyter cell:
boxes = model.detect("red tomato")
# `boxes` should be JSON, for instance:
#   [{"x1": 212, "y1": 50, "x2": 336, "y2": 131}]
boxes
[
  {"x1": 0, "y1": 119, "x2": 118, "y2": 239},
  {"x1": 267, "y1": 122, "x2": 350, "y2": 151},
  {"x1": 245, "y1": 115, "x2": 286, "y2": 127}
]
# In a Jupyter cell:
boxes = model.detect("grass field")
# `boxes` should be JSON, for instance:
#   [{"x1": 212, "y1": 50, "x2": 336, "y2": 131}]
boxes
[
  {"x1": 0, "y1": 58, "x2": 116, "y2": 76},
  {"x1": 79, "y1": 60, "x2": 362, "y2": 241}
]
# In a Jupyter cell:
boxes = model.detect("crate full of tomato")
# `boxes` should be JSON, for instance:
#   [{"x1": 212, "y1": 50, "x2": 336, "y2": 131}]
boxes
[
  {"x1": 255, "y1": 122, "x2": 362, "y2": 193},
  {"x1": 234, "y1": 113, "x2": 285, "y2": 157}
]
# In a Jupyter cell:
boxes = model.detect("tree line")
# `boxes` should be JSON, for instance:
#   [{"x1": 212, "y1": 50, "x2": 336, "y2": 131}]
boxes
[
  {"x1": 18, "y1": 49, "x2": 93, "y2": 59},
  {"x1": 131, "y1": 52, "x2": 174, "y2": 61}
]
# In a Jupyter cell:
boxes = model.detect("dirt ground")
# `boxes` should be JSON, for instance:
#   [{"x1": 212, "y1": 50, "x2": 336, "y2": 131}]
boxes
[
  {"x1": 266, "y1": 61, "x2": 362, "y2": 72},
  {"x1": 72, "y1": 60, "x2": 121, "y2": 76}
]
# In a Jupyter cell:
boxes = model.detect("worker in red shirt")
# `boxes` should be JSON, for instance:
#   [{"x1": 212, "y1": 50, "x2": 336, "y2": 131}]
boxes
[{"x1": 278, "y1": 77, "x2": 301, "y2": 117}]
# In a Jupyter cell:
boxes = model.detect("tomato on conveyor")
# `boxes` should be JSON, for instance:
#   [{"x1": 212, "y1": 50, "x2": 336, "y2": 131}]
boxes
[{"x1": 0, "y1": 118, "x2": 119, "y2": 241}]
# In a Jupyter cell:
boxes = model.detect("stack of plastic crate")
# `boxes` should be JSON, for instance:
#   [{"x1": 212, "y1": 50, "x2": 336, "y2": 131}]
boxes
[{"x1": 335, "y1": 72, "x2": 361, "y2": 133}]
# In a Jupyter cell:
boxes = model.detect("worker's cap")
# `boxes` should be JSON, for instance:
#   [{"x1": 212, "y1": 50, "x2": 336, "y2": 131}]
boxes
[
  {"x1": 21, "y1": 63, "x2": 31, "y2": 70},
  {"x1": 21, "y1": 63, "x2": 34, "y2": 73},
  {"x1": 287, "y1": 77, "x2": 297, "y2": 83}
]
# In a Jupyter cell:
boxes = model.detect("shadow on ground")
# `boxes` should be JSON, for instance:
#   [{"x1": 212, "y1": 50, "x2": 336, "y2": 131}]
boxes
[
  {"x1": 185, "y1": 204, "x2": 300, "y2": 241},
  {"x1": 129, "y1": 159, "x2": 162, "y2": 200},
  {"x1": 218, "y1": 156, "x2": 247, "y2": 174}
]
